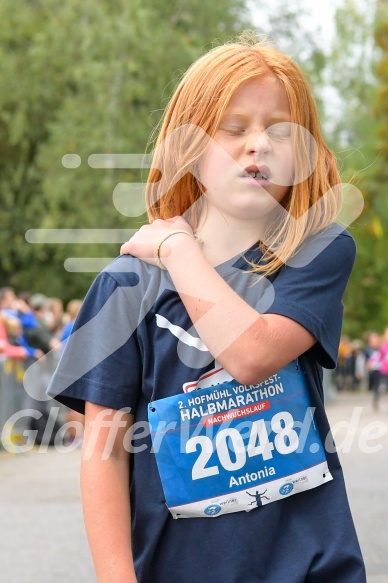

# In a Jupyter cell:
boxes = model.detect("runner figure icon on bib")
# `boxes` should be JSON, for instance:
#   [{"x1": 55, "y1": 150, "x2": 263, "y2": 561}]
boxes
[{"x1": 148, "y1": 360, "x2": 332, "y2": 519}]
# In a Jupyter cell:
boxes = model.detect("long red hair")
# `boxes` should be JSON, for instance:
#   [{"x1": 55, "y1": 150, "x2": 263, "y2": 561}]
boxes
[{"x1": 146, "y1": 33, "x2": 341, "y2": 275}]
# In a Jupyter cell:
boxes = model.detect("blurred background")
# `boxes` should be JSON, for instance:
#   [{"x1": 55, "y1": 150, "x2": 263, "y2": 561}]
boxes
[{"x1": 0, "y1": 0, "x2": 388, "y2": 581}]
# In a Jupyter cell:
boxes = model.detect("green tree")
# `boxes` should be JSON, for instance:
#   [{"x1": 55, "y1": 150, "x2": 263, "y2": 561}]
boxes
[
  {"x1": 0, "y1": 0, "x2": 248, "y2": 300},
  {"x1": 324, "y1": 0, "x2": 388, "y2": 336},
  {"x1": 350, "y1": 0, "x2": 388, "y2": 333}
]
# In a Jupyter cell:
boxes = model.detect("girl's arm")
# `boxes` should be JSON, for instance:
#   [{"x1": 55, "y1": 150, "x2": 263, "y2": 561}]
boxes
[
  {"x1": 81, "y1": 402, "x2": 137, "y2": 583},
  {"x1": 122, "y1": 218, "x2": 315, "y2": 385}
]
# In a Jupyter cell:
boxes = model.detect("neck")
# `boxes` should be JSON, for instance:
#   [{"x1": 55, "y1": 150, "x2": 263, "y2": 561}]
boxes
[{"x1": 193, "y1": 209, "x2": 267, "y2": 267}]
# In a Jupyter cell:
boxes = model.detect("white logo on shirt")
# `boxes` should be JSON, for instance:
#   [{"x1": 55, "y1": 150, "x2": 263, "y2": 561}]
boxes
[
  {"x1": 154, "y1": 313, "x2": 233, "y2": 393},
  {"x1": 155, "y1": 314, "x2": 208, "y2": 351}
]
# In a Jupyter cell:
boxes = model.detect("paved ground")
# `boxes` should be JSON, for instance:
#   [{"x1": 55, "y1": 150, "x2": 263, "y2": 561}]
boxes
[
  {"x1": 0, "y1": 445, "x2": 95, "y2": 583},
  {"x1": 0, "y1": 390, "x2": 387, "y2": 582},
  {"x1": 325, "y1": 391, "x2": 388, "y2": 583}
]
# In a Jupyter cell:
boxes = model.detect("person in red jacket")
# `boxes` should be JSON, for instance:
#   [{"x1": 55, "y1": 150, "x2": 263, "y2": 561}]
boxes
[{"x1": 0, "y1": 316, "x2": 42, "y2": 360}]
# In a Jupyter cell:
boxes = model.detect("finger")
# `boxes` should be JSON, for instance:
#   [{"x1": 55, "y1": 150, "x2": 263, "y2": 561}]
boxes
[{"x1": 120, "y1": 243, "x2": 131, "y2": 255}]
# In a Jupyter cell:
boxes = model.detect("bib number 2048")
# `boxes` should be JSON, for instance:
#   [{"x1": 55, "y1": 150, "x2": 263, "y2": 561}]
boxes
[{"x1": 186, "y1": 412, "x2": 299, "y2": 481}]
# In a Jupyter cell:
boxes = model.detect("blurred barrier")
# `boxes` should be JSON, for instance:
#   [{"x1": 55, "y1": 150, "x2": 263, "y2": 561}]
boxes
[
  {"x1": 0, "y1": 356, "x2": 29, "y2": 449},
  {"x1": 0, "y1": 354, "x2": 67, "y2": 451}
]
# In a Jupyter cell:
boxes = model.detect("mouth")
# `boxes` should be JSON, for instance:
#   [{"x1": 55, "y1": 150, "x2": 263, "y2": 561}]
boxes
[{"x1": 241, "y1": 165, "x2": 271, "y2": 182}]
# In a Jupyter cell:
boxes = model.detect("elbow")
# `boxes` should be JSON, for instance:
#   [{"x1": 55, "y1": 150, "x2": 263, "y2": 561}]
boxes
[
  {"x1": 228, "y1": 358, "x2": 269, "y2": 386},
  {"x1": 234, "y1": 370, "x2": 264, "y2": 386}
]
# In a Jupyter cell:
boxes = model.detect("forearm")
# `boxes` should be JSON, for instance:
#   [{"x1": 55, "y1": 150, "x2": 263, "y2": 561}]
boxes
[
  {"x1": 161, "y1": 235, "x2": 315, "y2": 383},
  {"x1": 81, "y1": 404, "x2": 137, "y2": 583},
  {"x1": 161, "y1": 236, "x2": 267, "y2": 381},
  {"x1": 81, "y1": 455, "x2": 137, "y2": 583},
  {"x1": 164, "y1": 238, "x2": 260, "y2": 328}
]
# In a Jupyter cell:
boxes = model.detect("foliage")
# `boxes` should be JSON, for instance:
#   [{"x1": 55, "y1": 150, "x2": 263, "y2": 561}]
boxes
[
  {"x1": 0, "y1": 0, "x2": 248, "y2": 300},
  {"x1": 324, "y1": 0, "x2": 388, "y2": 336}
]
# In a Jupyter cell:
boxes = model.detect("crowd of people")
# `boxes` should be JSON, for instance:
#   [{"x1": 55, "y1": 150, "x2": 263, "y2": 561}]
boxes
[
  {"x1": 0, "y1": 286, "x2": 83, "y2": 444},
  {"x1": 335, "y1": 330, "x2": 388, "y2": 408},
  {"x1": 0, "y1": 286, "x2": 82, "y2": 360}
]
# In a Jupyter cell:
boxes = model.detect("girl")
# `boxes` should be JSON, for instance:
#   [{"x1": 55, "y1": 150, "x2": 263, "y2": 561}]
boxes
[{"x1": 48, "y1": 34, "x2": 366, "y2": 582}]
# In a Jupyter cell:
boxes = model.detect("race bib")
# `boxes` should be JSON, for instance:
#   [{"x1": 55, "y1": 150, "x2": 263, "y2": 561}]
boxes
[{"x1": 148, "y1": 362, "x2": 332, "y2": 519}]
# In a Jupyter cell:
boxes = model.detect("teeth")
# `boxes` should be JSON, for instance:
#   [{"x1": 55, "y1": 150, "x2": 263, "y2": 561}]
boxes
[{"x1": 248, "y1": 170, "x2": 267, "y2": 179}]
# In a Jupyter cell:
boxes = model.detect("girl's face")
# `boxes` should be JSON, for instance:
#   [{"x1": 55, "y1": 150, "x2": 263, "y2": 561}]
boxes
[{"x1": 199, "y1": 76, "x2": 294, "y2": 224}]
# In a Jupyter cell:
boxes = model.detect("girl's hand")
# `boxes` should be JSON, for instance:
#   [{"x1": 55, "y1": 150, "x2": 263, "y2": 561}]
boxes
[{"x1": 120, "y1": 216, "x2": 194, "y2": 267}]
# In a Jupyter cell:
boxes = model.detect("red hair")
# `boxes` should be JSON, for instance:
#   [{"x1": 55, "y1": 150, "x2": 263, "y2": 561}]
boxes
[{"x1": 146, "y1": 33, "x2": 341, "y2": 275}]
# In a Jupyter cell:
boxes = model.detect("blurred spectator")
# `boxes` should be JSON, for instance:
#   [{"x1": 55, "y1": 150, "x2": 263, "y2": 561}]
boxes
[
  {"x1": 60, "y1": 299, "x2": 82, "y2": 342},
  {"x1": 0, "y1": 288, "x2": 85, "y2": 447},
  {"x1": 0, "y1": 315, "x2": 41, "y2": 359},
  {"x1": 60, "y1": 299, "x2": 84, "y2": 446},
  {"x1": 335, "y1": 336, "x2": 353, "y2": 391},
  {"x1": 0, "y1": 288, "x2": 43, "y2": 360},
  {"x1": 376, "y1": 327, "x2": 388, "y2": 409},
  {"x1": 0, "y1": 287, "x2": 37, "y2": 330},
  {"x1": 47, "y1": 297, "x2": 65, "y2": 338},
  {"x1": 0, "y1": 288, "x2": 65, "y2": 445},
  {"x1": 4, "y1": 316, "x2": 35, "y2": 352},
  {"x1": 365, "y1": 332, "x2": 382, "y2": 407},
  {"x1": 349, "y1": 340, "x2": 366, "y2": 391},
  {"x1": 25, "y1": 293, "x2": 60, "y2": 353}
]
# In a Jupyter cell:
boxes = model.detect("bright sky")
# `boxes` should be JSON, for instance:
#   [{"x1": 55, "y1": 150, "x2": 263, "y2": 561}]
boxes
[
  {"x1": 307, "y1": 0, "x2": 338, "y2": 19},
  {"x1": 300, "y1": 0, "x2": 371, "y2": 46},
  {"x1": 300, "y1": 0, "x2": 338, "y2": 42},
  {"x1": 248, "y1": 0, "x2": 340, "y2": 53}
]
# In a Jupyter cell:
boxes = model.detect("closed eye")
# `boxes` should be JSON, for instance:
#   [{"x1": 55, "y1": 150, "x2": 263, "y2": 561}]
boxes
[
  {"x1": 218, "y1": 125, "x2": 247, "y2": 136},
  {"x1": 266, "y1": 122, "x2": 291, "y2": 140}
]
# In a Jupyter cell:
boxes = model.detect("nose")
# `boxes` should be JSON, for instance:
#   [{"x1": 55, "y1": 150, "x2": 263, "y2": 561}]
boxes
[{"x1": 245, "y1": 128, "x2": 272, "y2": 155}]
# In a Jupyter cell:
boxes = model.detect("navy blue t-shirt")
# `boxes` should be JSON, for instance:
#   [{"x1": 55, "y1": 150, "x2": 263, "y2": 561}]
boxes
[{"x1": 48, "y1": 227, "x2": 366, "y2": 583}]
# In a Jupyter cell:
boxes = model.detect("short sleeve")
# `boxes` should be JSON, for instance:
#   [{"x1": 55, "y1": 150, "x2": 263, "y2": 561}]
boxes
[
  {"x1": 265, "y1": 229, "x2": 356, "y2": 368},
  {"x1": 47, "y1": 258, "x2": 146, "y2": 414}
]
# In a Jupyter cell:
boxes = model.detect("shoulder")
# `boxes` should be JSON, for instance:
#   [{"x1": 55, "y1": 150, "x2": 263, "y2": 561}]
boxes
[
  {"x1": 73, "y1": 255, "x2": 166, "y2": 327},
  {"x1": 101, "y1": 254, "x2": 164, "y2": 288},
  {"x1": 319, "y1": 226, "x2": 356, "y2": 262},
  {"x1": 286, "y1": 225, "x2": 356, "y2": 272},
  {"x1": 263, "y1": 227, "x2": 356, "y2": 369},
  {"x1": 84, "y1": 255, "x2": 163, "y2": 302}
]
